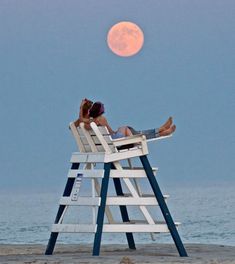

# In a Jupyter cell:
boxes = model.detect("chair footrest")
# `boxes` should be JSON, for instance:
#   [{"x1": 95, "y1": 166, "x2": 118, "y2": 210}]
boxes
[
  {"x1": 127, "y1": 220, "x2": 181, "y2": 226},
  {"x1": 52, "y1": 222, "x2": 180, "y2": 233},
  {"x1": 122, "y1": 193, "x2": 169, "y2": 199},
  {"x1": 52, "y1": 224, "x2": 96, "y2": 233},
  {"x1": 102, "y1": 223, "x2": 179, "y2": 233}
]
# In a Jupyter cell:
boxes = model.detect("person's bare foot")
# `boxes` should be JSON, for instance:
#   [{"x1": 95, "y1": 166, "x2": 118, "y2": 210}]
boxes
[
  {"x1": 159, "y1": 124, "x2": 176, "y2": 136},
  {"x1": 159, "y1": 117, "x2": 173, "y2": 132}
]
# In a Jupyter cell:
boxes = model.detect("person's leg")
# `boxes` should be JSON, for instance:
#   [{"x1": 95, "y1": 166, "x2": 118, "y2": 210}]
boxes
[
  {"x1": 127, "y1": 126, "x2": 139, "y2": 135},
  {"x1": 158, "y1": 117, "x2": 173, "y2": 133},
  {"x1": 159, "y1": 125, "x2": 176, "y2": 136},
  {"x1": 141, "y1": 129, "x2": 157, "y2": 139},
  {"x1": 128, "y1": 126, "x2": 159, "y2": 140},
  {"x1": 128, "y1": 117, "x2": 173, "y2": 139},
  {"x1": 117, "y1": 126, "x2": 133, "y2": 137}
]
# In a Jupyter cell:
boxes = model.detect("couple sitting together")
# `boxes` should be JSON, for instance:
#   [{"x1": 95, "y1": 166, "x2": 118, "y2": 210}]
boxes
[{"x1": 74, "y1": 98, "x2": 176, "y2": 140}]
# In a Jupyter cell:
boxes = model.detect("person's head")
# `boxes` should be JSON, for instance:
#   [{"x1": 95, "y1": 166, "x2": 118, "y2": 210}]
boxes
[
  {"x1": 89, "y1": 101, "x2": 105, "y2": 118},
  {"x1": 82, "y1": 98, "x2": 93, "y2": 116}
]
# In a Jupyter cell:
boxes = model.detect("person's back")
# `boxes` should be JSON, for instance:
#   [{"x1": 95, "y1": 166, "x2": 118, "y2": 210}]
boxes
[{"x1": 88, "y1": 102, "x2": 115, "y2": 135}]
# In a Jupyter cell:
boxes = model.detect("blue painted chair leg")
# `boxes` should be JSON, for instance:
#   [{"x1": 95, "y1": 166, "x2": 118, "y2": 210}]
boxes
[
  {"x1": 140, "y1": 156, "x2": 188, "y2": 257},
  {"x1": 113, "y1": 177, "x2": 136, "y2": 250},
  {"x1": 45, "y1": 163, "x2": 80, "y2": 255},
  {"x1": 92, "y1": 162, "x2": 111, "y2": 256},
  {"x1": 45, "y1": 232, "x2": 59, "y2": 255}
]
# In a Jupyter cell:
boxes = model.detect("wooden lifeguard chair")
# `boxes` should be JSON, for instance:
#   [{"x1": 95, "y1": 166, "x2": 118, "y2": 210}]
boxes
[{"x1": 45, "y1": 122, "x2": 188, "y2": 257}]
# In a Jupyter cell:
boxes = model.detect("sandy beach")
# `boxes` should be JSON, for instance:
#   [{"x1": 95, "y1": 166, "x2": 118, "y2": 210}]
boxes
[{"x1": 0, "y1": 243, "x2": 234, "y2": 264}]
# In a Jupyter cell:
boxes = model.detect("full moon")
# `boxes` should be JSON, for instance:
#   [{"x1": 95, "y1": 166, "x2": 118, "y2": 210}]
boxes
[{"x1": 107, "y1": 21, "x2": 144, "y2": 57}]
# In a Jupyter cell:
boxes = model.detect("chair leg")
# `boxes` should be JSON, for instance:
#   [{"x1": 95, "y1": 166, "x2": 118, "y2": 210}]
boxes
[
  {"x1": 92, "y1": 162, "x2": 111, "y2": 256},
  {"x1": 45, "y1": 163, "x2": 79, "y2": 255},
  {"x1": 113, "y1": 177, "x2": 136, "y2": 250},
  {"x1": 140, "y1": 156, "x2": 188, "y2": 257}
]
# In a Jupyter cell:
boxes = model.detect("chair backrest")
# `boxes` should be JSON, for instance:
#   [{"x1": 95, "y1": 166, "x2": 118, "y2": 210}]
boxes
[{"x1": 69, "y1": 122, "x2": 115, "y2": 153}]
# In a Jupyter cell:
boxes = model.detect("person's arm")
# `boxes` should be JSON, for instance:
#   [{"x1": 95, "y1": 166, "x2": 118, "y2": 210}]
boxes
[
  {"x1": 71, "y1": 99, "x2": 90, "y2": 128},
  {"x1": 73, "y1": 118, "x2": 80, "y2": 127},
  {"x1": 79, "y1": 100, "x2": 90, "y2": 124},
  {"x1": 96, "y1": 116, "x2": 115, "y2": 134}
]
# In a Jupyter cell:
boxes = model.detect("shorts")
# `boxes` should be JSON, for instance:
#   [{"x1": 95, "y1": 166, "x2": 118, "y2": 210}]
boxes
[{"x1": 111, "y1": 132, "x2": 125, "y2": 139}]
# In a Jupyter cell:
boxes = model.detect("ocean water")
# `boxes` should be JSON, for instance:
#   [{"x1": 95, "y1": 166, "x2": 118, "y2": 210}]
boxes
[{"x1": 0, "y1": 182, "x2": 234, "y2": 246}]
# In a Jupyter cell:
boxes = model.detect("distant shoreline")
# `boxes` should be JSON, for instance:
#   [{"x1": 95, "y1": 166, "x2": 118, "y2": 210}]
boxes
[{"x1": 0, "y1": 243, "x2": 235, "y2": 264}]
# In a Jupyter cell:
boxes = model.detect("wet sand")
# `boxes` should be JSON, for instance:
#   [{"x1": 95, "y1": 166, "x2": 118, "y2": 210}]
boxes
[{"x1": 0, "y1": 243, "x2": 234, "y2": 264}]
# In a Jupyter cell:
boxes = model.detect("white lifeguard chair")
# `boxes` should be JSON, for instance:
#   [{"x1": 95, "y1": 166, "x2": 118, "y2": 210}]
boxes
[{"x1": 45, "y1": 122, "x2": 188, "y2": 257}]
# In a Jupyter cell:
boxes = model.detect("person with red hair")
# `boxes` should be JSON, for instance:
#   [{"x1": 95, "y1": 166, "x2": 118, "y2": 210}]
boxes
[{"x1": 73, "y1": 98, "x2": 93, "y2": 128}]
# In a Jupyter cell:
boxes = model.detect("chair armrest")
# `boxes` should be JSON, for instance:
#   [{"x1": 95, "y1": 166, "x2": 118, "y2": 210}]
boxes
[{"x1": 112, "y1": 134, "x2": 146, "y2": 147}]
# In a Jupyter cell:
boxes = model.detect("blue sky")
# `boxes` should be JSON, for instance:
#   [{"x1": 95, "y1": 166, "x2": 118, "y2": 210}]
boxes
[{"x1": 0, "y1": 0, "x2": 234, "y2": 190}]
